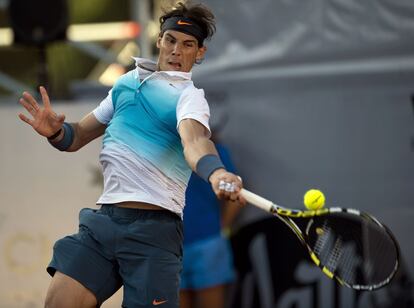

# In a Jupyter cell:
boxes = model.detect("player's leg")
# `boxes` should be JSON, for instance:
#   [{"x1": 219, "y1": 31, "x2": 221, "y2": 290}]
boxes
[
  {"x1": 46, "y1": 207, "x2": 123, "y2": 306},
  {"x1": 196, "y1": 285, "x2": 227, "y2": 308},
  {"x1": 183, "y1": 236, "x2": 235, "y2": 308},
  {"x1": 179, "y1": 289, "x2": 194, "y2": 308},
  {"x1": 44, "y1": 271, "x2": 97, "y2": 308},
  {"x1": 118, "y1": 208, "x2": 183, "y2": 308},
  {"x1": 180, "y1": 241, "x2": 195, "y2": 308}
]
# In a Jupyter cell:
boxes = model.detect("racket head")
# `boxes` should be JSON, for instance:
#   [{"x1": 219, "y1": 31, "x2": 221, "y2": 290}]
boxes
[
  {"x1": 304, "y1": 208, "x2": 400, "y2": 290},
  {"x1": 241, "y1": 189, "x2": 399, "y2": 290}
]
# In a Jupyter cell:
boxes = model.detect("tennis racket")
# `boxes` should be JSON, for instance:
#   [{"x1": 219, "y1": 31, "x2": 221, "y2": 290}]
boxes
[{"x1": 240, "y1": 189, "x2": 400, "y2": 291}]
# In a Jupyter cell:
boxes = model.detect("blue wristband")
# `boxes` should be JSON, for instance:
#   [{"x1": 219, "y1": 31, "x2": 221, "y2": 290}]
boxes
[
  {"x1": 196, "y1": 154, "x2": 225, "y2": 182},
  {"x1": 48, "y1": 122, "x2": 74, "y2": 151}
]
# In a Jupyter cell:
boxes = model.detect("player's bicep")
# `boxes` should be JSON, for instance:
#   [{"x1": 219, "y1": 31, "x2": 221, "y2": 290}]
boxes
[
  {"x1": 178, "y1": 118, "x2": 209, "y2": 143},
  {"x1": 178, "y1": 119, "x2": 217, "y2": 170}
]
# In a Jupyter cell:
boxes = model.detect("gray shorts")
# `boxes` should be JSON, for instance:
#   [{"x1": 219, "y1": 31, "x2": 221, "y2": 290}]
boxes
[{"x1": 47, "y1": 205, "x2": 183, "y2": 308}]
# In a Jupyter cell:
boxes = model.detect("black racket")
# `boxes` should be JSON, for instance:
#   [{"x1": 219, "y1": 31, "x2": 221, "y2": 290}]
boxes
[{"x1": 240, "y1": 189, "x2": 400, "y2": 291}]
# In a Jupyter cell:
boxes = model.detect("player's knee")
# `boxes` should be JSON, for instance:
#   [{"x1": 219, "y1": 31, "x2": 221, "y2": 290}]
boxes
[
  {"x1": 44, "y1": 293, "x2": 97, "y2": 308},
  {"x1": 44, "y1": 273, "x2": 98, "y2": 308},
  {"x1": 44, "y1": 291, "x2": 59, "y2": 308}
]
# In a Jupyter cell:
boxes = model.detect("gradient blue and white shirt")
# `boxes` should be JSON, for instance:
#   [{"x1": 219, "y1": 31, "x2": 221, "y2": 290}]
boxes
[{"x1": 92, "y1": 58, "x2": 210, "y2": 217}]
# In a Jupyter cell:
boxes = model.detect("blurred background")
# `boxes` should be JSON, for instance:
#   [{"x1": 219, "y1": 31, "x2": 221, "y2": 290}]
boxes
[{"x1": 0, "y1": 0, "x2": 413, "y2": 307}]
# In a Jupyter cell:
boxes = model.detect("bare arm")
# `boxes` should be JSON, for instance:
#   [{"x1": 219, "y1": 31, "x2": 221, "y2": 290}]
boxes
[
  {"x1": 50, "y1": 112, "x2": 106, "y2": 152},
  {"x1": 18, "y1": 86, "x2": 106, "y2": 151},
  {"x1": 178, "y1": 118, "x2": 218, "y2": 169},
  {"x1": 178, "y1": 118, "x2": 244, "y2": 203}
]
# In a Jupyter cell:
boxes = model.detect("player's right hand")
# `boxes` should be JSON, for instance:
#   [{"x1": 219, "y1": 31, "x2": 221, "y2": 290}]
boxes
[
  {"x1": 18, "y1": 86, "x2": 66, "y2": 138},
  {"x1": 209, "y1": 169, "x2": 246, "y2": 205}
]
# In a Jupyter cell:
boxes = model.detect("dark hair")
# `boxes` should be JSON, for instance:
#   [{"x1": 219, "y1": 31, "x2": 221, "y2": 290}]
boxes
[{"x1": 159, "y1": 1, "x2": 216, "y2": 46}]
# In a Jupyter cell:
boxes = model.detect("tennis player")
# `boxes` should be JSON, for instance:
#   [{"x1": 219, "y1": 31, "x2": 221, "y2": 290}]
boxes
[{"x1": 18, "y1": 2, "x2": 243, "y2": 307}]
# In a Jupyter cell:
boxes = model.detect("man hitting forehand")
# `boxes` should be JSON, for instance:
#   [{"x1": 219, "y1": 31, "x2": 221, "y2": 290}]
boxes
[{"x1": 18, "y1": 2, "x2": 244, "y2": 307}]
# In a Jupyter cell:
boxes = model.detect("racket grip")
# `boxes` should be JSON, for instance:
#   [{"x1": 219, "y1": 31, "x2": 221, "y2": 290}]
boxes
[{"x1": 240, "y1": 189, "x2": 274, "y2": 212}]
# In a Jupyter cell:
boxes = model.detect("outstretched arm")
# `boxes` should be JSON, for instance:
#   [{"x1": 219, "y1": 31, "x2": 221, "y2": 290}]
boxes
[
  {"x1": 18, "y1": 86, "x2": 106, "y2": 151},
  {"x1": 178, "y1": 118, "x2": 245, "y2": 203}
]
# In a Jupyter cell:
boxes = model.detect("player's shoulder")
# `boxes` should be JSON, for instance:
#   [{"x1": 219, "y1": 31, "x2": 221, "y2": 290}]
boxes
[
  {"x1": 181, "y1": 83, "x2": 205, "y2": 98},
  {"x1": 111, "y1": 70, "x2": 138, "y2": 93}
]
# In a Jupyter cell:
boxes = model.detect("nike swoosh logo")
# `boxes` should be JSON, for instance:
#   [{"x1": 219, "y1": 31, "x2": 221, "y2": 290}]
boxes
[
  {"x1": 153, "y1": 299, "x2": 168, "y2": 306},
  {"x1": 177, "y1": 20, "x2": 192, "y2": 26}
]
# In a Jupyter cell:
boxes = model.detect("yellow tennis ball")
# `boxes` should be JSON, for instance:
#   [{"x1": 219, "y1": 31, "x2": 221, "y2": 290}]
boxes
[{"x1": 304, "y1": 189, "x2": 325, "y2": 210}]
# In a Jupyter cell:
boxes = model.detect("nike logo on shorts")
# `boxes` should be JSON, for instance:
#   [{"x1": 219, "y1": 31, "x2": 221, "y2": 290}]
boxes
[{"x1": 153, "y1": 299, "x2": 168, "y2": 306}]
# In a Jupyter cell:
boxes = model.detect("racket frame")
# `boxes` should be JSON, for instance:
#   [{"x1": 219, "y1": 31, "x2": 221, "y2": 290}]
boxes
[{"x1": 240, "y1": 188, "x2": 400, "y2": 290}]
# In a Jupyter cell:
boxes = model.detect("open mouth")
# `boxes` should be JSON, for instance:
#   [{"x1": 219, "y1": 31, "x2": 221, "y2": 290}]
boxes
[{"x1": 168, "y1": 61, "x2": 182, "y2": 70}]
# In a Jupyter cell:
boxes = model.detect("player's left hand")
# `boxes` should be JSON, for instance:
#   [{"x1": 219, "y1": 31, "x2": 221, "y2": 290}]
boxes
[{"x1": 209, "y1": 169, "x2": 246, "y2": 205}]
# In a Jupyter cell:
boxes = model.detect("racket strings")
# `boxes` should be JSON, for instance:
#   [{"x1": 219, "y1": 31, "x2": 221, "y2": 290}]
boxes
[
  {"x1": 313, "y1": 222, "x2": 331, "y2": 255},
  {"x1": 335, "y1": 242, "x2": 362, "y2": 285},
  {"x1": 307, "y1": 213, "x2": 398, "y2": 288},
  {"x1": 312, "y1": 222, "x2": 343, "y2": 273},
  {"x1": 344, "y1": 221, "x2": 395, "y2": 285},
  {"x1": 309, "y1": 220, "x2": 363, "y2": 284},
  {"x1": 313, "y1": 227, "x2": 359, "y2": 282},
  {"x1": 325, "y1": 238, "x2": 343, "y2": 273},
  {"x1": 360, "y1": 220, "x2": 397, "y2": 283}
]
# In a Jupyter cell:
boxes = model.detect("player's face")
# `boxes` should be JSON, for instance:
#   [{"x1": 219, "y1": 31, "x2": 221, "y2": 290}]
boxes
[{"x1": 156, "y1": 30, "x2": 206, "y2": 72}]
